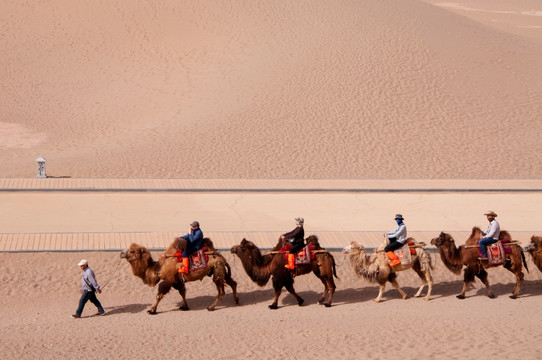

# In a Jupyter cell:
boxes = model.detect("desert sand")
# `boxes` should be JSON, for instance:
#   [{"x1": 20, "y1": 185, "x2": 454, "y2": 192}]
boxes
[
  {"x1": 1, "y1": 0, "x2": 542, "y2": 359},
  {"x1": 0, "y1": 250, "x2": 541, "y2": 359},
  {"x1": 1, "y1": 0, "x2": 542, "y2": 179}
]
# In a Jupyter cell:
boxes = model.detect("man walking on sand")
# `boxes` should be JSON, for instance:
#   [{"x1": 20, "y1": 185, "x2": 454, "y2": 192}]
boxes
[{"x1": 72, "y1": 259, "x2": 105, "y2": 318}]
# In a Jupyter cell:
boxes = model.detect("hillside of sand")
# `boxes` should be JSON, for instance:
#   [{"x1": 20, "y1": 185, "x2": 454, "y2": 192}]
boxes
[{"x1": 1, "y1": 0, "x2": 542, "y2": 179}]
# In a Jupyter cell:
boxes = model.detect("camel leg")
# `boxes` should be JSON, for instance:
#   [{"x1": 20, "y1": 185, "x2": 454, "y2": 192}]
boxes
[
  {"x1": 374, "y1": 283, "x2": 385, "y2": 303},
  {"x1": 269, "y1": 287, "x2": 282, "y2": 310},
  {"x1": 423, "y1": 270, "x2": 434, "y2": 301},
  {"x1": 457, "y1": 267, "x2": 475, "y2": 299},
  {"x1": 390, "y1": 278, "x2": 408, "y2": 300},
  {"x1": 207, "y1": 278, "x2": 226, "y2": 311},
  {"x1": 322, "y1": 277, "x2": 336, "y2": 307},
  {"x1": 148, "y1": 281, "x2": 172, "y2": 314},
  {"x1": 282, "y1": 274, "x2": 304, "y2": 307},
  {"x1": 504, "y1": 261, "x2": 524, "y2": 299},
  {"x1": 225, "y1": 275, "x2": 239, "y2": 305},
  {"x1": 317, "y1": 284, "x2": 329, "y2": 305},
  {"x1": 173, "y1": 282, "x2": 189, "y2": 311},
  {"x1": 412, "y1": 264, "x2": 433, "y2": 301},
  {"x1": 475, "y1": 269, "x2": 495, "y2": 299},
  {"x1": 285, "y1": 283, "x2": 304, "y2": 307},
  {"x1": 268, "y1": 276, "x2": 284, "y2": 309}
]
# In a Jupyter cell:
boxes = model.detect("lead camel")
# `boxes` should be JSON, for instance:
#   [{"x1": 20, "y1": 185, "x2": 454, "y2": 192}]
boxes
[{"x1": 431, "y1": 227, "x2": 528, "y2": 299}]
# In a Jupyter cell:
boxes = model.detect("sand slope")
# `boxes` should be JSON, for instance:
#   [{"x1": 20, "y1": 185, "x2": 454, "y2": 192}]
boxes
[{"x1": 1, "y1": 0, "x2": 541, "y2": 178}]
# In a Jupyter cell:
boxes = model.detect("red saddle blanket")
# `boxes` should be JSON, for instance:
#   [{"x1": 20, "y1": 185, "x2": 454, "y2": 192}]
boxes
[
  {"x1": 173, "y1": 247, "x2": 209, "y2": 272},
  {"x1": 407, "y1": 241, "x2": 416, "y2": 255},
  {"x1": 279, "y1": 245, "x2": 316, "y2": 265},
  {"x1": 477, "y1": 240, "x2": 509, "y2": 265}
]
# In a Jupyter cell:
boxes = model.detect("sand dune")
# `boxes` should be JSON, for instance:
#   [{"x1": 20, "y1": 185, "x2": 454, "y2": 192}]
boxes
[{"x1": 1, "y1": 0, "x2": 541, "y2": 178}]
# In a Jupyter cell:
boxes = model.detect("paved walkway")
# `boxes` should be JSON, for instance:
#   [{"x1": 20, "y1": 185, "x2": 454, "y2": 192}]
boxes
[
  {"x1": 0, "y1": 230, "x2": 462, "y2": 252},
  {"x1": 1, "y1": 178, "x2": 542, "y2": 192},
  {"x1": 1, "y1": 178, "x2": 540, "y2": 252}
]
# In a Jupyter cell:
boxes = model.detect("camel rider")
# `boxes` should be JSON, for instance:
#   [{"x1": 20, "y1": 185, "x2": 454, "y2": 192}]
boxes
[
  {"x1": 478, "y1": 211, "x2": 501, "y2": 260},
  {"x1": 178, "y1": 221, "x2": 204, "y2": 274},
  {"x1": 282, "y1": 217, "x2": 305, "y2": 270},
  {"x1": 384, "y1": 214, "x2": 407, "y2": 267}
]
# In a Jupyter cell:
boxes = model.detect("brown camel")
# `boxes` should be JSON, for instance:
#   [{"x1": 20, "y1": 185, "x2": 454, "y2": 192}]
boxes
[
  {"x1": 343, "y1": 239, "x2": 434, "y2": 302},
  {"x1": 230, "y1": 235, "x2": 337, "y2": 309},
  {"x1": 431, "y1": 227, "x2": 528, "y2": 299},
  {"x1": 120, "y1": 238, "x2": 239, "y2": 314},
  {"x1": 525, "y1": 235, "x2": 542, "y2": 272}
]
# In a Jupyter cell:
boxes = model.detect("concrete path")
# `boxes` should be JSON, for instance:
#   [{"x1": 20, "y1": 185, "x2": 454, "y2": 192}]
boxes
[{"x1": 1, "y1": 178, "x2": 540, "y2": 251}]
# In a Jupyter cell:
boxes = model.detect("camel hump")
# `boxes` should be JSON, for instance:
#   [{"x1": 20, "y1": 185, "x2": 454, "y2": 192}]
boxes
[
  {"x1": 471, "y1": 226, "x2": 483, "y2": 235},
  {"x1": 306, "y1": 234, "x2": 322, "y2": 249},
  {"x1": 203, "y1": 238, "x2": 216, "y2": 251},
  {"x1": 499, "y1": 231, "x2": 511, "y2": 241}
]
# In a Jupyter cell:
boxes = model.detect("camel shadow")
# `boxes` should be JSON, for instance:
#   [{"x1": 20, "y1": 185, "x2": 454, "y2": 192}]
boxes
[
  {"x1": 473, "y1": 279, "x2": 542, "y2": 299},
  {"x1": 103, "y1": 303, "x2": 151, "y2": 315},
  {"x1": 426, "y1": 279, "x2": 542, "y2": 299}
]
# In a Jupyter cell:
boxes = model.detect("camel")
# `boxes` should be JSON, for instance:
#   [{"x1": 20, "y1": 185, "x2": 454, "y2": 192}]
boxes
[
  {"x1": 120, "y1": 237, "x2": 239, "y2": 314},
  {"x1": 342, "y1": 239, "x2": 434, "y2": 302},
  {"x1": 230, "y1": 235, "x2": 337, "y2": 309},
  {"x1": 431, "y1": 227, "x2": 528, "y2": 299},
  {"x1": 525, "y1": 235, "x2": 542, "y2": 272}
]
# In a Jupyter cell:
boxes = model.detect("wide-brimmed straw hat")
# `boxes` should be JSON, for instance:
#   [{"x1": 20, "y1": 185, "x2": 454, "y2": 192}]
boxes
[{"x1": 484, "y1": 211, "x2": 498, "y2": 217}]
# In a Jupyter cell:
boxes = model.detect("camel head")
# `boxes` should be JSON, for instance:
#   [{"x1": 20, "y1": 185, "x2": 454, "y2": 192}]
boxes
[
  {"x1": 230, "y1": 238, "x2": 259, "y2": 256},
  {"x1": 431, "y1": 232, "x2": 455, "y2": 247},
  {"x1": 342, "y1": 241, "x2": 364, "y2": 255},
  {"x1": 120, "y1": 243, "x2": 160, "y2": 286},
  {"x1": 525, "y1": 235, "x2": 542, "y2": 254},
  {"x1": 120, "y1": 243, "x2": 155, "y2": 271}
]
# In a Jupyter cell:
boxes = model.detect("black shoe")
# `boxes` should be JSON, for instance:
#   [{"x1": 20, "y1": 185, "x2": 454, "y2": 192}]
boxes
[{"x1": 71, "y1": 314, "x2": 81, "y2": 318}]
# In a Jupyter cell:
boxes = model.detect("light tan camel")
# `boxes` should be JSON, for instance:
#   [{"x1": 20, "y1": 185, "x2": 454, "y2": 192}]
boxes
[
  {"x1": 343, "y1": 239, "x2": 434, "y2": 302},
  {"x1": 120, "y1": 238, "x2": 238, "y2": 314}
]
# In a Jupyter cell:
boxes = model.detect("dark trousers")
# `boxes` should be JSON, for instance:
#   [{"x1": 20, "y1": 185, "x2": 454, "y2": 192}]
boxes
[
  {"x1": 384, "y1": 238, "x2": 404, "y2": 252},
  {"x1": 76, "y1": 290, "x2": 104, "y2": 316},
  {"x1": 479, "y1": 237, "x2": 498, "y2": 257},
  {"x1": 182, "y1": 238, "x2": 205, "y2": 257},
  {"x1": 289, "y1": 241, "x2": 305, "y2": 254}
]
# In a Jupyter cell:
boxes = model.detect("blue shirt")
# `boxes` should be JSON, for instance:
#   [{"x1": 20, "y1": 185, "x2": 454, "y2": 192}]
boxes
[{"x1": 180, "y1": 228, "x2": 204, "y2": 256}]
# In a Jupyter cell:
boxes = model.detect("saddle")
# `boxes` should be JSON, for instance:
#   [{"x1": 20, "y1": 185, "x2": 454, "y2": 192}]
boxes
[
  {"x1": 173, "y1": 247, "x2": 209, "y2": 272},
  {"x1": 279, "y1": 244, "x2": 316, "y2": 265},
  {"x1": 393, "y1": 241, "x2": 416, "y2": 265},
  {"x1": 477, "y1": 240, "x2": 509, "y2": 265}
]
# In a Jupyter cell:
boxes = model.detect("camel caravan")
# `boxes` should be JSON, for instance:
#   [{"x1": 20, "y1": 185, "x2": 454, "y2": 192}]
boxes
[{"x1": 118, "y1": 212, "x2": 539, "y2": 314}]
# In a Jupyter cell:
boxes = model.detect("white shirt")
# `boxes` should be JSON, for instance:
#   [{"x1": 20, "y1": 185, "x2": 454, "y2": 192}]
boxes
[
  {"x1": 484, "y1": 219, "x2": 500, "y2": 240},
  {"x1": 387, "y1": 224, "x2": 407, "y2": 244}
]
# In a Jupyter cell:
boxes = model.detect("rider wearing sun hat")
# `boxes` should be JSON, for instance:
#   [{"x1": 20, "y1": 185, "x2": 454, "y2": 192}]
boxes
[
  {"x1": 281, "y1": 217, "x2": 305, "y2": 270},
  {"x1": 384, "y1": 214, "x2": 407, "y2": 267},
  {"x1": 478, "y1": 211, "x2": 501, "y2": 260}
]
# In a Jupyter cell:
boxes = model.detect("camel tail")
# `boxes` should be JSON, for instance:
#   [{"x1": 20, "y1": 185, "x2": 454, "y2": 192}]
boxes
[
  {"x1": 226, "y1": 262, "x2": 232, "y2": 277},
  {"x1": 521, "y1": 248, "x2": 529, "y2": 273},
  {"x1": 329, "y1": 253, "x2": 339, "y2": 279}
]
